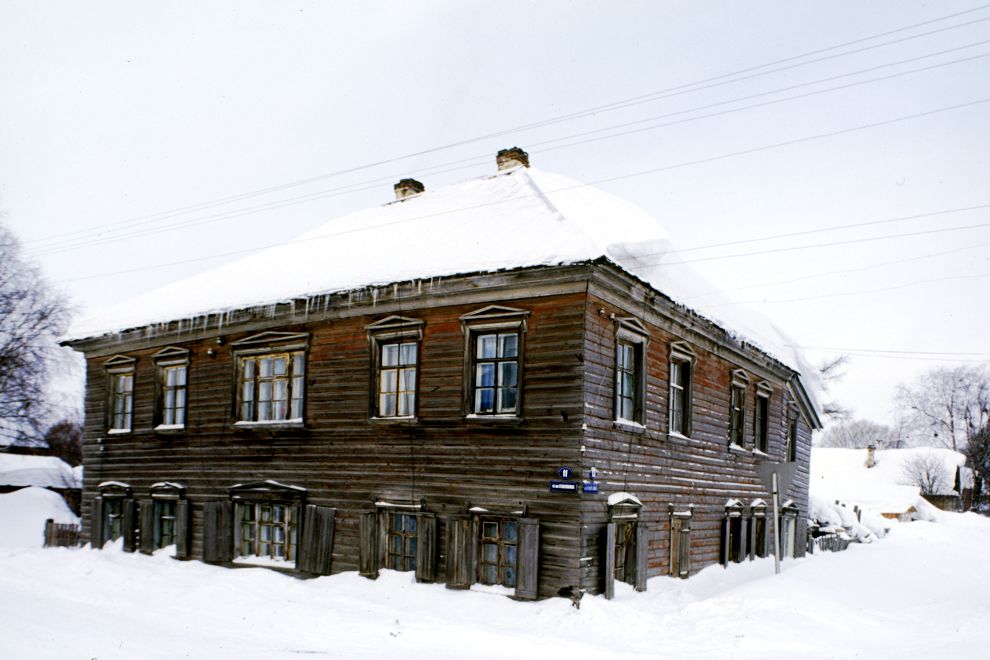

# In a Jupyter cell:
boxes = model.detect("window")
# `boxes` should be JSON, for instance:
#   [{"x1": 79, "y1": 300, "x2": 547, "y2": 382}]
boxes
[
  {"x1": 237, "y1": 502, "x2": 299, "y2": 562},
  {"x1": 385, "y1": 511, "x2": 417, "y2": 571},
  {"x1": 785, "y1": 406, "x2": 799, "y2": 462},
  {"x1": 754, "y1": 381, "x2": 771, "y2": 454},
  {"x1": 154, "y1": 499, "x2": 176, "y2": 548},
  {"x1": 378, "y1": 342, "x2": 418, "y2": 417},
  {"x1": 153, "y1": 346, "x2": 190, "y2": 429},
  {"x1": 612, "y1": 519, "x2": 637, "y2": 583},
  {"x1": 668, "y1": 342, "x2": 694, "y2": 436},
  {"x1": 231, "y1": 332, "x2": 309, "y2": 425},
  {"x1": 668, "y1": 505, "x2": 692, "y2": 579},
  {"x1": 478, "y1": 519, "x2": 518, "y2": 587},
  {"x1": 367, "y1": 316, "x2": 424, "y2": 419},
  {"x1": 230, "y1": 480, "x2": 305, "y2": 565},
  {"x1": 729, "y1": 370, "x2": 749, "y2": 448},
  {"x1": 105, "y1": 355, "x2": 136, "y2": 432},
  {"x1": 778, "y1": 501, "x2": 799, "y2": 559},
  {"x1": 722, "y1": 499, "x2": 744, "y2": 565},
  {"x1": 93, "y1": 482, "x2": 134, "y2": 549},
  {"x1": 460, "y1": 306, "x2": 529, "y2": 417},
  {"x1": 747, "y1": 500, "x2": 768, "y2": 559},
  {"x1": 614, "y1": 317, "x2": 648, "y2": 425}
]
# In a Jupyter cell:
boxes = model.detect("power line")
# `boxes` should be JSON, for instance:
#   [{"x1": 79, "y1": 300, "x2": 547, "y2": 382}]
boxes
[
  {"x1": 32, "y1": 48, "x2": 990, "y2": 259},
  {"x1": 682, "y1": 239, "x2": 990, "y2": 300},
  {"x1": 25, "y1": 4, "x2": 990, "y2": 249},
  {"x1": 713, "y1": 271, "x2": 990, "y2": 306},
  {"x1": 54, "y1": 97, "x2": 990, "y2": 285},
  {"x1": 790, "y1": 345, "x2": 990, "y2": 356}
]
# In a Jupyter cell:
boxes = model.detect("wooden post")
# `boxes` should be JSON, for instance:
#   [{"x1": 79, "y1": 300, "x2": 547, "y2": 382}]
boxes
[
  {"x1": 44, "y1": 519, "x2": 54, "y2": 547},
  {"x1": 772, "y1": 472, "x2": 781, "y2": 576}
]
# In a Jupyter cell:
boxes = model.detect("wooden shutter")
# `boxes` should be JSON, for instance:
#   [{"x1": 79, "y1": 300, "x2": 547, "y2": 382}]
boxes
[
  {"x1": 604, "y1": 522, "x2": 616, "y2": 600},
  {"x1": 122, "y1": 499, "x2": 138, "y2": 553},
  {"x1": 634, "y1": 521, "x2": 648, "y2": 592},
  {"x1": 298, "y1": 505, "x2": 336, "y2": 575},
  {"x1": 415, "y1": 513, "x2": 437, "y2": 583},
  {"x1": 358, "y1": 511, "x2": 379, "y2": 579},
  {"x1": 444, "y1": 515, "x2": 474, "y2": 590},
  {"x1": 174, "y1": 499, "x2": 191, "y2": 559},
  {"x1": 202, "y1": 500, "x2": 233, "y2": 563},
  {"x1": 91, "y1": 496, "x2": 104, "y2": 548},
  {"x1": 514, "y1": 518, "x2": 540, "y2": 600},
  {"x1": 678, "y1": 523, "x2": 691, "y2": 577},
  {"x1": 139, "y1": 501, "x2": 155, "y2": 554}
]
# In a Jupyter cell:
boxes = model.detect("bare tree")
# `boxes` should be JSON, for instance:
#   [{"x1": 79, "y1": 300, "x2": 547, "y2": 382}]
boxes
[
  {"x1": 964, "y1": 424, "x2": 990, "y2": 501},
  {"x1": 817, "y1": 419, "x2": 901, "y2": 449},
  {"x1": 818, "y1": 355, "x2": 851, "y2": 423},
  {"x1": 894, "y1": 365, "x2": 990, "y2": 451},
  {"x1": 899, "y1": 451, "x2": 950, "y2": 496},
  {"x1": 44, "y1": 419, "x2": 83, "y2": 467},
  {"x1": 0, "y1": 222, "x2": 70, "y2": 444}
]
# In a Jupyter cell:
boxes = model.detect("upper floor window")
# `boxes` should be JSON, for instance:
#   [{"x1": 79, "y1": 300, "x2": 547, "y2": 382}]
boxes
[
  {"x1": 614, "y1": 317, "x2": 648, "y2": 425},
  {"x1": 754, "y1": 381, "x2": 772, "y2": 454},
  {"x1": 105, "y1": 355, "x2": 136, "y2": 433},
  {"x1": 153, "y1": 346, "x2": 189, "y2": 429},
  {"x1": 785, "y1": 405, "x2": 799, "y2": 462},
  {"x1": 729, "y1": 369, "x2": 749, "y2": 448},
  {"x1": 367, "y1": 316, "x2": 424, "y2": 419},
  {"x1": 231, "y1": 332, "x2": 309, "y2": 425},
  {"x1": 460, "y1": 306, "x2": 529, "y2": 417},
  {"x1": 668, "y1": 342, "x2": 695, "y2": 436}
]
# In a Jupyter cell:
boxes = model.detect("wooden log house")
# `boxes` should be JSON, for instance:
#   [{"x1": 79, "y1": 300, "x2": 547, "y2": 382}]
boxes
[{"x1": 64, "y1": 148, "x2": 822, "y2": 599}]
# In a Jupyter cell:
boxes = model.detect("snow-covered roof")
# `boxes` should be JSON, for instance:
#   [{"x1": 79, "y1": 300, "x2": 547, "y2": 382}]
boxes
[
  {"x1": 0, "y1": 454, "x2": 80, "y2": 489},
  {"x1": 811, "y1": 447, "x2": 967, "y2": 515},
  {"x1": 66, "y1": 164, "x2": 821, "y2": 417}
]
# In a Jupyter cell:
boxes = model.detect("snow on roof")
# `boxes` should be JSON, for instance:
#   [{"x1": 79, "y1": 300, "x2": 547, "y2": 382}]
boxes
[
  {"x1": 0, "y1": 486, "x2": 79, "y2": 549},
  {"x1": 66, "y1": 165, "x2": 820, "y2": 413},
  {"x1": 811, "y1": 447, "x2": 966, "y2": 515},
  {"x1": 607, "y1": 492, "x2": 643, "y2": 507},
  {"x1": 0, "y1": 454, "x2": 80, "y2": 489}
]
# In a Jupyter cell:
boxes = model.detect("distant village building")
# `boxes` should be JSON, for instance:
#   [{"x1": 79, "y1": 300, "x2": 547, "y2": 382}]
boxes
[{"x1": 64, "y1": 149, "x2": 821, "y2": 599}]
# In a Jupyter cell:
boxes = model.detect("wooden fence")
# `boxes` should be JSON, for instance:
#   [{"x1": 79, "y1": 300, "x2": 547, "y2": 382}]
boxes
[
  {"x1": 43, "y1": 519, "x2": 81, "y2": 548},
  {"x1": 806, "y1": 531, "x2": 851, "y2": 554}
]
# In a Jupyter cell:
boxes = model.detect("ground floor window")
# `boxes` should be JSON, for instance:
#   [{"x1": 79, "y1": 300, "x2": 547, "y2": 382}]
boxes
[
  {"x1": 103, "y1": 498, "x2": 124, "y2": 541},
  {"x1": 237, "y1": 502, "x2": 299, "y2": 562},
  {"x1": 154, "y1": 500, "x2": 176, "y2": 548},
  {"x1": 722, "y1": 500, "x2": 745, "y2": 565},
  {"x1": 669, "y1": 506, "x2": 692, "y2": 578},
  {"x1": 779, "y1": 505, "x2": 798, "y2": 559},
  {"x1": 385, "y1": 511, "x2": 417, "y2": 572},
  {"x1": 478, "y1": 519, "x2": 518, "y2": 587},
  {"x1": 748, "y1": 500, "x2": 768, "y2": 559}
]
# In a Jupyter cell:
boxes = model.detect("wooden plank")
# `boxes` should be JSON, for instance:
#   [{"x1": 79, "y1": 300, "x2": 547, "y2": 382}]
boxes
[
  {"x1": 139, "y1": 500, "x2": 155, "y2": 554},
  {"x1": 514, "y1": 518, "x2": 539, "y2": 600},
  {"x1": 604, "y1": 522, "x2": 616, "y2": 600},
  {"x1": 358, "y1": 510, "x2": 378, "y2": 579},
  {"x1": 415, "y1": 513, "x2": 437, "y2": 584},
  {"x1": 299, "y1": 504, "x2": 335, "y2": 575}
]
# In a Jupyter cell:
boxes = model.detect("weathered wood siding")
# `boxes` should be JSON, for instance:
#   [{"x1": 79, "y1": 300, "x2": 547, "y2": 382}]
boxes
[
  {"x1": 76, "y1": 267, "x2": 590, "y2": 598},
  {"x1": 578, "y1": 267, "x2": 813, "y2": 593}
]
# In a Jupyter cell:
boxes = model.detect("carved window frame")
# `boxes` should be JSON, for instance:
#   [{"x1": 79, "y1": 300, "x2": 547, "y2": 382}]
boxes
[
  {"x1": 728, "y1": 369, "x2": 750, "y2": 449},
  {"x1": 152, "y1": 346, "x2": 190, "y2": 431},
  {"x1": 366, "y1": 316, "x2": 424, "y2": 421},
  {"x1": 460, "y1": 306, "x2": 530, "y2": 418},
  {"x1": 104, "y1": 355, "x2": 136, "y2": 434},
  {"x1": 753, "y1": 380, "x2": 772, "y2": 455},
  {"x1": 230, "y1": 332, "x2": 309, "y2": 428},
  {"x1": 668, "y1": 341, "x2": 695, "y2": 437},
  {"x1": 613, "y1": 317, "x2": 648, "y2": 427}
]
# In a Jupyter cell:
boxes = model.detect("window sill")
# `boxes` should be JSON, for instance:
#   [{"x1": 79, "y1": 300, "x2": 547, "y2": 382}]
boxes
[
  {"x1": 728, "y1": 443, "x2": 749, "y2": 456},
  {"x1": 107, "y1": 428, "x2": 132, "y2": 435},
  {"x1": 370, "y1": 416, "x2": 418, "y2": 425},
  {"x1": 232, "y1": 420, "x2": 304, "y2": 430},
  {"x1": 154, "y1": 424, "x2": 185, "y2": 434},
  {"x1": 666, "y1": 431, "x2": 693, "y2": 443},
  {"x1": 613, "y1": 420, "x2": 646, "y2": 434},
  {"x1": 465, "y1": 414, "x2": 523, "y2": 425},
  {"x1": 751, "y1": 448, "x2": 770, "y2": 459}
]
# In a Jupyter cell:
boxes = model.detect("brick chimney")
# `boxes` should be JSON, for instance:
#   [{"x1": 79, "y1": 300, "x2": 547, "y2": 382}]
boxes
[
  {"x1": 496, "y1": 147, "x2": 530, "y2": 171},
  {"x1": 393, "y1": 178, "x2": 424, "y2": 200}
]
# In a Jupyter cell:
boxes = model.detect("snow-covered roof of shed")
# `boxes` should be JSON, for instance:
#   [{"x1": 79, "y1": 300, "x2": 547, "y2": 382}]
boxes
[
  {"x1": 0, "y1": 454, "x2": 80, "y2": 489},
  {"x1": 67, "y1": 164, "x2": 821, "y2": 413}
]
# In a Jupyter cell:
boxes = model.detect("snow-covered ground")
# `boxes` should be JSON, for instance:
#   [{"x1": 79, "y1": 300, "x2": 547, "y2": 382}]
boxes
[
  {"x1": 1, "y1": 506, "x2": 987, "y2": 659},
  {"x1": 0, "y1": 486, "x2": 78, "y2": 549}
]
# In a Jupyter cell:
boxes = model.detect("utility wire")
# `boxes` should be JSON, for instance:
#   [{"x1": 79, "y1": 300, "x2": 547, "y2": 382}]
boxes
[
  {"x1": 54, "y1": 97, "x2": 990, "y2": 284},
  {"x1": 31, "y1": 47, "x2": 990, "y2": 257},
  {"x1": 25, "y1": 4, "x2": 990, "y2": 248}
]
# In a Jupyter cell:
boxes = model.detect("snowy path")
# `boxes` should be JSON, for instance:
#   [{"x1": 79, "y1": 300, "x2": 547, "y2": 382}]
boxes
[{"x1": 1, "y1": 513, "x2": 987, "y2": 659}]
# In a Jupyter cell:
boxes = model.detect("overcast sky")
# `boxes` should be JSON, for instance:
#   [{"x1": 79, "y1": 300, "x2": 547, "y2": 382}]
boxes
[{"x1": 1, "y1": 1, "x2": 988, "y2": 428}]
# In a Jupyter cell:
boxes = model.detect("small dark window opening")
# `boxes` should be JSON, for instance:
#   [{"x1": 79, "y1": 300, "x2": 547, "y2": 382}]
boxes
[
  {"x1": 754, "y1": 393, "x2": 770, "y2": 453},
  {"x1": 729, "y1": 385, "x2": 746, "y2": 447},
  {"x1": 785, "y1": 408, "x2": 799, "y2": 462}
]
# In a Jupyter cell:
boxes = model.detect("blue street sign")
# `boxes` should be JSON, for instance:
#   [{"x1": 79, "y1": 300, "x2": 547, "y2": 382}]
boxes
[
  {"x1": 558, "y1": 467, "x2": 574, "y2": 479},
  {"x1": 549, "y1": 480, "x2": 578, "y2": 493},
  {"x1": 582, "y1": 482, "x2": 600, "y2": 494}
]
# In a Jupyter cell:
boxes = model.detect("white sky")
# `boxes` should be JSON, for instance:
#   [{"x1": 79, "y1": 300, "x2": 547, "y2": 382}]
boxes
[{"x1": 1, "y1": 1, "x2": 988, "y2": 427}]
